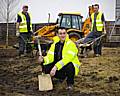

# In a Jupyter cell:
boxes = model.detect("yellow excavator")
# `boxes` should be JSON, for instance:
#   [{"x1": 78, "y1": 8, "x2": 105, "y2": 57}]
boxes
[
  {"x1": 34, "y1": 12, "x2": 83, "y2": 42},
  {"x1": 32, "y1": 5, "x2": 94, "y2": 54},
  {"x1": 34, "y1": 5, "x2": 94, "y2": 42},
  {"x1": 32, "y1": 12, "x2": 83, "y2": 54}
]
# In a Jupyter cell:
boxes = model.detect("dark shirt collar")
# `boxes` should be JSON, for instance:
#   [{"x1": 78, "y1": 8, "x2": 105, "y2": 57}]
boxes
[
  {"x1": 22, "y1": 11, "x2": 28, "y2": 15},
  {"x1": 59, "y1": 41, "x2": 65, "y2": 45}
]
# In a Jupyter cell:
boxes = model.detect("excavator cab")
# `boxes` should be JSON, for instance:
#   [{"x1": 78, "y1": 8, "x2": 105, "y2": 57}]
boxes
[
  {"x1": 57, "y1": 13, "x2": 83, "y2": 41},
  {"x1": 58, "y1": 13, "x2": 82, "y2": 30}
]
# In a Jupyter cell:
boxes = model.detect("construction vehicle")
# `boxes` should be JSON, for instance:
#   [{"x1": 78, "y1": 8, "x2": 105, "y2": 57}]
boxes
[
  {"x1": 32, "y1": 12, "x2": 84, "y2": 53},
  {"x1": 31, "y1": 6, "x2": 95, "y2": 56},
  {"x1": 34, "y1": 12, "x2": 83, "y2": 42},
  {"x1": 34, "y1": 5, "x2": 94, "y2": 42}
]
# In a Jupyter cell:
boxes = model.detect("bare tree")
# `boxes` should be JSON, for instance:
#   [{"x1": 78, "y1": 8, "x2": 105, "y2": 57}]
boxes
[{"x1": 0, "y1": 0, "x2": 20, "y2": 48}]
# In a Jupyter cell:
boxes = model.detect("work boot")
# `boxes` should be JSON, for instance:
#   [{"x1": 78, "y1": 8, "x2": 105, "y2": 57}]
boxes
[
  {"x1": 52, "y1": 78, "x2": 65, "y2": 90},
  {"x1": 66, "y1": 84, "x2": 73, "y2": 91},
  {"x1": 95, "y1": 54, "x2": 101, "y2": 57},
  {"x1": 20, "y1": 54, "x2": 26, "y2": 57},
  {"x1": 52, "y1": 78, "x2": 64, "y2": 85},
  {"x1": 16, "y1": 54, "x2": 25, "y2": 59},
  {"x1": 25, "y1": 52, "x2": 33, "y2": 58}
]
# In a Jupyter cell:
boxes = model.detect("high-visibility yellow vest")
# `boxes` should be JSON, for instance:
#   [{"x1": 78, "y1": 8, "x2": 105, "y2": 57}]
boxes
[
  {"x1": 91, "y1": 12, "x2": 104, "y2": 31},
  {"x1": 18, "y1": 12, "x2": 32, "y2": 32},
  {"x1": 43, "y1": 35, "x2": 81, "y2": 76}
]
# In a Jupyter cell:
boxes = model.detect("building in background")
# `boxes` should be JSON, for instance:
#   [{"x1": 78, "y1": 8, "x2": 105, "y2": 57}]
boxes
[
  {"x1": 116, "y1": 0, "x2": 120, "y2": 25},
  {"x1": 108, "y1": 0, "x2": 120, "y2": 43}
]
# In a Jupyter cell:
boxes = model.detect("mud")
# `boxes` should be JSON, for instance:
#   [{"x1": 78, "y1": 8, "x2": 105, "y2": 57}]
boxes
[{"x1": 0, "y1": 47, "x2": 120, "y2": 96}]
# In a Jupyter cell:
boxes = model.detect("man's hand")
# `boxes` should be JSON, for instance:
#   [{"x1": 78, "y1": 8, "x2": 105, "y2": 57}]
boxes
[
  {"x1": 16, "y1": 30, "x2": 20, "y2": 37},
  {"x1": 38, "y1": 55, "x2": 44, "y2": 64},
  {"x1": 50, "y1": 65, "x2": 57, "y2": 76},
  {"x1": 16, "y1": 22, "x2": 20, "y2": 37},
  {"x1": 103, "y1": 30, "x2": 107, "y2": 35}
]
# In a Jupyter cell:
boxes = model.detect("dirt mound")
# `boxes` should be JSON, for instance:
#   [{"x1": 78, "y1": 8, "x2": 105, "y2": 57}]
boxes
[{"x1": 0, "y1": 47, "x2": 120, "y2": 96}]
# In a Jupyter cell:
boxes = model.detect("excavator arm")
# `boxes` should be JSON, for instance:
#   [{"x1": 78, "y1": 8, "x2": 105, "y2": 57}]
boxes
[
  {"x1": 34, "y1": 24, "x2": 57, "y2": 38},
  {"x1": 82, "y1": 5, "x2": 94, "y2": 37}
]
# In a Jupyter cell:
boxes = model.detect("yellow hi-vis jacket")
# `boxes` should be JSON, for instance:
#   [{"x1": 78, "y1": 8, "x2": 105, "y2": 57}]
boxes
[
  {"x1": 91, "y1": 12, "x2": 104, "y2": 31},
  {"x1": 43, "y1": 35, "x2": 81, "y2": 76},
  {"x1": 18, "y1": 12, "x2": 32, "y2": 33}
]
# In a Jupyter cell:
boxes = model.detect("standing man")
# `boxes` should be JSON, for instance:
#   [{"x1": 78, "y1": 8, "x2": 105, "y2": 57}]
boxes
[
  {"x1": 83, "y1": 4, "x2": 106, "y2": 57},
  {"x1": 38, "y1": 27, "x2": 81, "y2": 90},
  {"x1": 16, "y1": 5, "x2": 33, "y2": 57}
]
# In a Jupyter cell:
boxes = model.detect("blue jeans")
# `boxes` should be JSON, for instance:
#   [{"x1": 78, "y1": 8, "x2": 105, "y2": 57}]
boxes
[{"x1": 83, "y1": 31, "x2": 102, "y2": 55}]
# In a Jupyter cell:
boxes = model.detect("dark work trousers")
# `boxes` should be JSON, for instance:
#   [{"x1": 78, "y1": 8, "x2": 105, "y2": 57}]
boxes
[
  {"x1": 83, "y1": 31, "x2": 102, "y2": 55},
  {"x1": 42, "y1": 62, "x2": 75, "y2": 85},
  {"x1": 19, "y1": 32, "x2": 32, "y2": 55}
]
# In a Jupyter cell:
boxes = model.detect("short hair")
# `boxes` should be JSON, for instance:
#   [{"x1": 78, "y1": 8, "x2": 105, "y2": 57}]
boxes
[
  {"x1": 57, "y1": 27, "x2": 67, "y2": 33},
  {"x1": 94, "y1": 4, "x2": 99, "y2": 8},
  {"x1": 23, "y1": 5, "x2": 28, "y2": 8}
]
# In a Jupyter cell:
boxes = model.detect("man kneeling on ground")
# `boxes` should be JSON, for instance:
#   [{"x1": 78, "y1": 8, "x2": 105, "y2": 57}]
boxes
[{"x1": 38, "y1": 27, "x2": 81, "y2": 90}]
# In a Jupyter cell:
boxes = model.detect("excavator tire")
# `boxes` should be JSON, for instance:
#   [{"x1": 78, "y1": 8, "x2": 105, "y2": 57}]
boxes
[{"x1": 69, "y1": 32, "x2": 82, "y2": 42}]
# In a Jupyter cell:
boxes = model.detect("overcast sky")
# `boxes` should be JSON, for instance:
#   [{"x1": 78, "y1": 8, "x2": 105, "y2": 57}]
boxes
[{"x1": 21, "y1": 0, "x2": 116, "y2": 23}]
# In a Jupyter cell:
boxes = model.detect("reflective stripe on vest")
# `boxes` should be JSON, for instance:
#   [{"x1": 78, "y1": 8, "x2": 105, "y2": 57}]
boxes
[
  {"x1": 73, "y1": 63, "x2": 80, "y2": 69},
  {"x1": 68, "y1": 50, "x2": 76, "y2": 57},
  {"x1": 48, "y1": 50, "x2": 54, "y2": 55},
  {"x1": 58, "y1": 61, "x2": 80, "y2": 71},
  {"x1": 73, "y1": 63, "x2": 80, "y2": 76},
  {"x1": 18, "y1": 12, "x2": 32, "y2": 32},
  {"x1": 59, "y1": 61, "x2": 64, "y2": 68},
  {"x1": 91, "y1": 12, "x2": 103, "y2": 31}
]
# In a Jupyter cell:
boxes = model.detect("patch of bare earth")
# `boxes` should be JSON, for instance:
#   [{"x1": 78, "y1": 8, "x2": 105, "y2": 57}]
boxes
[{"x1": 0, "y1": 47, "x2": 120, "y2": 96}]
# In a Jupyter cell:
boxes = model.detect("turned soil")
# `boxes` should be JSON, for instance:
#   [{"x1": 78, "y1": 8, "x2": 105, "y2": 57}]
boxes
[{"x1": 0, "y1": 47, "x2": 120, "y2": 96}]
